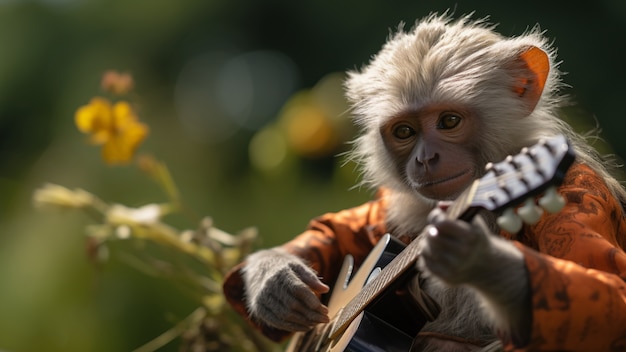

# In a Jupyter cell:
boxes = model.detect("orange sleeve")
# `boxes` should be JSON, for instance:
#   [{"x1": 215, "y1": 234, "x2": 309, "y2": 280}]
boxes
[
  {"x1": 506, "y1": 164, "x2": 626, "y2": 351},
  {"x1": 221, "y1": 194, "x2": 388, "y2": 342}
]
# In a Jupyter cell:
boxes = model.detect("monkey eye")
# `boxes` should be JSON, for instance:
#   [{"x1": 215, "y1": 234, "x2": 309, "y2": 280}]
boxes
[
  {"x1": 437, "y1": 114, "x2": 462, "y2": 129},
  {"x1": 392, "y1": 124, "x2": 416, "y2": 140}
]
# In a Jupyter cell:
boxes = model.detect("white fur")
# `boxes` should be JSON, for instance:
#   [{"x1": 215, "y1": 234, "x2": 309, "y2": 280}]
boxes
[{"x1": 411, "y1": 276, "x2": 497, "y2": 350}]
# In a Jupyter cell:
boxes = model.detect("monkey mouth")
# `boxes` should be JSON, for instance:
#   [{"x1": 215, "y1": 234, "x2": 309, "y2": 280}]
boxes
[
  {"x1": 417, "y1": 169, "x2": 472, "y2": 187},
  {"x1": 413, "y1": 169, "x2": 474, "y2": 200}
]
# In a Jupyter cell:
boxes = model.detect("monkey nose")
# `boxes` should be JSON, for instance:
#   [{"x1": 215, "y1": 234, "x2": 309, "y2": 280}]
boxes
[{"x1": 415, "y1": 153, "x2": 439, "y2": 170}]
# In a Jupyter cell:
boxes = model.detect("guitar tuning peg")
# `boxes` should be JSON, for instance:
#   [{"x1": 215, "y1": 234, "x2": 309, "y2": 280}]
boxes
[
  {"x1": 538, "y1": 186, "x2": 566, "y2": 213},
  {"x1": 517, "y1": 198, "x2": 544, "y2": 225},
  {"x1": 497, "y1": 208, "x2": 523, "y2": 234}
]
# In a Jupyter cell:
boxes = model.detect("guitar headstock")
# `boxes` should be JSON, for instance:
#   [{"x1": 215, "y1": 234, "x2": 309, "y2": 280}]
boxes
[{"x1": 465, "y1": 134, "x2": 576, "y2": 232}]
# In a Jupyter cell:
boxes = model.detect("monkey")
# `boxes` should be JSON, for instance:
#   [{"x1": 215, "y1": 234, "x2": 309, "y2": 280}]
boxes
[{"x1": 223, "y1": 13, "x2": 626, "y2": 351}]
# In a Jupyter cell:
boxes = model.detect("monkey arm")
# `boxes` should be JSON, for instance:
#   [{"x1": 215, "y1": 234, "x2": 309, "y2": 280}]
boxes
[
  {"x1": 222, "y1": 193, "x2": 389, "y2": 341},
  {"x1": 511, "y1": 243, "x2": 626, "y2": 351},
  {"x1": 505, "y1": 163, "x2": 626, "y2": 351}
]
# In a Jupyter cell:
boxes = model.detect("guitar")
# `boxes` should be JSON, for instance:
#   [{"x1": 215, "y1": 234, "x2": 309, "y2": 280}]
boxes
[{"x1": 287, "y1": 135, "x2": 576, "y2": 352}]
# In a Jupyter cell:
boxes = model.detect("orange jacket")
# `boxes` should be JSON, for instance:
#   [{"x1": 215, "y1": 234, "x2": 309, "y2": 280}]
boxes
[{"x1": 223, "y1": 163, "x2": 626, "y2": 350}]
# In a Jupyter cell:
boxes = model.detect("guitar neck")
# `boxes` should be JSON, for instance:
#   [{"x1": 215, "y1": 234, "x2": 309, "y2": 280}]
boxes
[{"x1": 329, "y1": 182, "x2": 478, "y2": 340}]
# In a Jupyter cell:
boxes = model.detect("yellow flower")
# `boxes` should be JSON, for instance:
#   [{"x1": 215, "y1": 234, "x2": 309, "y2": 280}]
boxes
[{"x1": 75, "y1": 97, "x2": 148, "y2": 164}]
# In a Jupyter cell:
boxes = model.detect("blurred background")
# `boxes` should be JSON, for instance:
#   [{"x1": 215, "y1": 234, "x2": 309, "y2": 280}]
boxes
[{"x1": 1, "y1": 0, "x2": 625, "y2": 351}]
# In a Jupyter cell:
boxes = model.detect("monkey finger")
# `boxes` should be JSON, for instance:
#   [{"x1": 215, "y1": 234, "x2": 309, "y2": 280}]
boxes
[
  {"x1": 421, "y1": 236, "x2": 476, "y2": 267},
  {"x1": 289, "y1": 299, "x2": 330, "y2": 325},
  {"x1": 432, "y1": 220, "x2": 484, "y2": 248},
  {"x1": 259, "y1": 302, "x2": 317, "y2": 331},
  {"x1": 421, "y1": 244, "x2": 460, "y2": 268},
  {"x1": 281, "y1": 304, "x2": 328, "y2": 329},
  {"x1": 291, "y1": 284, "x2": 329, "y2": 315},
  {"x1": 290, "y1": 263, "x2": 330, "y2": 294},
  {"x1": 432, "y1": 217, "x2": 474, "y2": 235},
  {"x1": 427, "y1": 233, "x2": 476, "y2": 257},
  {"x1": 420, "y1": 251, "x2": 469, "y2": 284},
  {"x1": 426, "y1": 233, "x2": 487, "y2": 272},
  {"x1": 260, "y1": 289, "x2": 327, "y2": 330},
  {"x1": 419, "y1": 251, "x2": 451, "y2": 278},
  {"x1": 425, "y1": 226, "x2": 472, "y2": 254},
  {"x1": 427, "y1": 207, "x2": 447, "y2": 223},
  {"x1": 292, "y1": 285, "x2": 330, "y2": 310}
]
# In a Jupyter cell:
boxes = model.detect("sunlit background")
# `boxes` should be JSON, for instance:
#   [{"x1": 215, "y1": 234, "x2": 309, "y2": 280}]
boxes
[{"x1": 1, "y1": 0, "x2": 625, "y2": 351}]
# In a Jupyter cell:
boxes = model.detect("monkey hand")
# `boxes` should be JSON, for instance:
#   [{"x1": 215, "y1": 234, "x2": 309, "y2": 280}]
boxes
[
  {"x1": 418, "y1": 206, "x2": 532, "y2": 343},
  {"x1": 418, "y1": 207, "x2": 526, "y2": 291},
  {"x1": 242, "y1": 248, "x2": 330, "y2": 332}
]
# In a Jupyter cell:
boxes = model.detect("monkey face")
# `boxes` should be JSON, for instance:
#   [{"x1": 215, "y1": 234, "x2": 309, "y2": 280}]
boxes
[{"x1": 380, "y1": 106, "x2": 480, "y2": 201}]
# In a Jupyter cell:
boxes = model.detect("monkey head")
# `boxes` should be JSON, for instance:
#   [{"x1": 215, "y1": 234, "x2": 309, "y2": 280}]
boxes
[{"x1": 345, "y1": 14, "x2": 562, "y2": 202}]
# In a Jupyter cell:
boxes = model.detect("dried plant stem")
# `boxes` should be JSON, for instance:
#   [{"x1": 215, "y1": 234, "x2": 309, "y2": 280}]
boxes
[{"x1": 132, "y1": 307, "x2": 206, "y2": 352}]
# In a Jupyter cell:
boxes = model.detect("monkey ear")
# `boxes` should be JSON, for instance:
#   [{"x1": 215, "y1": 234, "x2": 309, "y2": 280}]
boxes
[{"x1": 511, "y1": 46, "x2": 550, "y2": 114}]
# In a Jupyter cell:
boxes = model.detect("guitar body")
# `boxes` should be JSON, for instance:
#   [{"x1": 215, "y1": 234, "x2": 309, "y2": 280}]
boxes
[{"x1": 287, "y1": 234, "x2": 427, "y2": 352}]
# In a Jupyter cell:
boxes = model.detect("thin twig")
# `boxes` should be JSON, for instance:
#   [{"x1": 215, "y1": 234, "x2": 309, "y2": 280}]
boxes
[{"x1": 132, "y1": 307, "x2": 206, "y2": 352}]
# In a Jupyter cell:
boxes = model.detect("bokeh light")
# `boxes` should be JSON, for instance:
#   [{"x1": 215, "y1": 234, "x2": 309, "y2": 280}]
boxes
[
  {"x1": 175, "y1": 50, "x2": 299, "y2": 144},
  {"x1": 248, "y1": 125, "x2": 289, "y2": 173}
]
